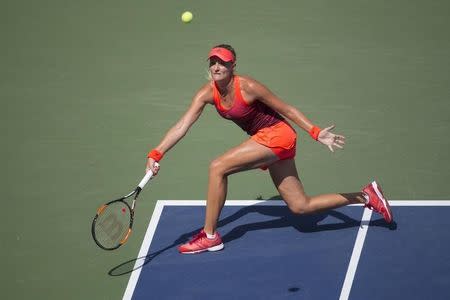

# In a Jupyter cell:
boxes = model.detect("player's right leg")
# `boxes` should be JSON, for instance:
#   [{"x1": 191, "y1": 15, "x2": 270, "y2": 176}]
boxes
[{"x1": 178, "y1": 139, "x2": 278, "y2": 254}]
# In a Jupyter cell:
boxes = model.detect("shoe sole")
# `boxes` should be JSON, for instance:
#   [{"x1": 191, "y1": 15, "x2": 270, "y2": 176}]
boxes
[
  {"x1": 371, "y1": 181, "x2": 393, "y2": 223},
  {"x1": 180, "y1": 243, "x2": 224, "y2": 254}
]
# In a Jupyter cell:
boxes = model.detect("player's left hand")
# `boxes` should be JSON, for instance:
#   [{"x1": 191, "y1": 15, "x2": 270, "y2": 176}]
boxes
[{"x1": 317, "y1": 125, "x2": 346, "y2": 152}]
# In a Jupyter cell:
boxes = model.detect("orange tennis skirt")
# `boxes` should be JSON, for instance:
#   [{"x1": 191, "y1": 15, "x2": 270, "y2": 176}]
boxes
[{"x1": 251, "y1": 121, "x2": 297, "y2": 160}]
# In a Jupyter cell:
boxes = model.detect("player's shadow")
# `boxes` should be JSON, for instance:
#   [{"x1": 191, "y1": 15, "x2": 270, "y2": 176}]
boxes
[
  {"x1": 218, "y1": 200, "x2": 396, "y2": 243},
  {"x1": 220, "y1": 205, "x2": 354, "y2": 243},
  {"x1": 108, "y1": 197, "x2": 397, "y2": 276}
]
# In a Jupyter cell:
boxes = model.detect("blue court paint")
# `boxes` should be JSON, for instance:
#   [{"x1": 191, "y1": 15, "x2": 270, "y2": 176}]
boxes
[
  {"x1": 130, "y1": 204, "x2": 364, "y2": 300},
  {"x1": 350, "y1": 206, "x2": 450, "y2": 300}
]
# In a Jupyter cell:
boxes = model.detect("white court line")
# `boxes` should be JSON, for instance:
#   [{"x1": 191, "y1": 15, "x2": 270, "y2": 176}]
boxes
[
  {"x1": 147, "y1": 200, "x2": 450, "y2": 207},
  {"x1": 339, "y1": 207, "x2": 373, "y2": 300},
  {"x1": 389, "y1": 200, "x2": 450, "y2": 206},
  {"x1": 123, "y1": 200, "x2": 450, "y2": 299},
  {"x1": 123, "y1": 201, "x2": 165, "y2": 300}
]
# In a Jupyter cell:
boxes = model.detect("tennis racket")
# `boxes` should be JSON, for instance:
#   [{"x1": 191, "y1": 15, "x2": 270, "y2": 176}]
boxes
[{"x1": 91, "y1": 163, "x2": 158, "y2": 250}]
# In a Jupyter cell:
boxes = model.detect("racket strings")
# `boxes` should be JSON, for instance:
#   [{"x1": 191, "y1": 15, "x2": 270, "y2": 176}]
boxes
[{"x1": 94, "y1": 202, "x2": 131, "y2": 248}]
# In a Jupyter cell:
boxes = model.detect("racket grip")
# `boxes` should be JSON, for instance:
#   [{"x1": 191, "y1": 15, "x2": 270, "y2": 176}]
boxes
[{"x1": 138, "y1": 162, "x2": 159, "y2": 189}]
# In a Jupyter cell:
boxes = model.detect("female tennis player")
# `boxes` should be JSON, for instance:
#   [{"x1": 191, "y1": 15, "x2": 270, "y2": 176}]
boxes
[{"x1": 145, "y1": 44, "x2": 393, "y2": 254}]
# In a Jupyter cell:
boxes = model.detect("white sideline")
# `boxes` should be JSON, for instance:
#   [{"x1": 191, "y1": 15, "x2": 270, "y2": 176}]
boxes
[
  {"x1": 123, "y1": 201, "x2": 165, "y2": 300},
  {"x1": 339, "y1": 208, "x2": 372, "y2": 300}
]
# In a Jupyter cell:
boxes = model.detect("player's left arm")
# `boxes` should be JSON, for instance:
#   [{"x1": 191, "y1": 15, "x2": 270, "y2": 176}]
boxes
[
  {"x1": 242, "y1": 77, "x2": 315, "y2": 132},
  {"x1": 242, "y1": 77, "x2": 345, "y2": 151}
]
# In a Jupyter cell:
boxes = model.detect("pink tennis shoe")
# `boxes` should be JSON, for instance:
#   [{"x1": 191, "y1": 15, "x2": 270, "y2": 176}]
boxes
[
  {"x1": 362, "y1": 181, "x2": 393, "y2": 223},
  {"x1": 178, "y1": 230, "x2": 224, "y2": 254}
]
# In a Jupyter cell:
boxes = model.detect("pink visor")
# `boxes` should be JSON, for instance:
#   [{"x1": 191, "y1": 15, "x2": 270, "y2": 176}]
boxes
[{"x1": 207, "y1": 47, "x2": 235, "y2": 63}]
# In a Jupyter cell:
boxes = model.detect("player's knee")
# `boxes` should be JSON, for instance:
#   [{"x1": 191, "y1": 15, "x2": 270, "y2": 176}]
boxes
[
  {"x1": 209, "y1": 158, "x2": 227, "y2": 177},
  {"x1": 286, "y1": 196, "x2": 311, "y2": 215},
  {"x1": 288, "y1": 204, "x2": 308, "y2": 215}
]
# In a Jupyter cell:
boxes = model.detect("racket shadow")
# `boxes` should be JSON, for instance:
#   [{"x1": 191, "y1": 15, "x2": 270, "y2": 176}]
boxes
[
  {"x1": 108, "y1": 227, "x2": 201, "y2": 277},
  {"x1": 109, "y1": 198, "x2": 397, "y2": 276}
]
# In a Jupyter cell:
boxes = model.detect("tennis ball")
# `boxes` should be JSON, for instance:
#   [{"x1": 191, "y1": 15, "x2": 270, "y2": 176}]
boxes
[{"x1": 181, "y1": 11, "x2": 193, "y2": 23}]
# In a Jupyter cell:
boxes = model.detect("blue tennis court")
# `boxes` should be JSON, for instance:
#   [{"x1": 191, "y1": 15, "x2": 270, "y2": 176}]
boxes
[{"x1": 123, "y1": 201, "x2": 450, "y2": 300}]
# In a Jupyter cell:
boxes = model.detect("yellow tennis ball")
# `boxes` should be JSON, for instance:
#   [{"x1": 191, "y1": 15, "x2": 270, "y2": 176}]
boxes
[{"x1": 181, "y1": 11, "x2": 193, "y2": 23}]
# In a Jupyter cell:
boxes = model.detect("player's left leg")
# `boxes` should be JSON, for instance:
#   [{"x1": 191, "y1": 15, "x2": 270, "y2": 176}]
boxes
[
  {"x1": 268, "y1": 159, "x2": 393, "y2": 222},
  {"x1": 268, "y1": 159, "x2": 365, "y2": 214}
]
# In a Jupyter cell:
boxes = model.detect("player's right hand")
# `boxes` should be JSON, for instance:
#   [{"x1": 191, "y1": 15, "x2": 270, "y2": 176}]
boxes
[{"x1": 145, "y1": 158, "x2": 160, "y2": 175}]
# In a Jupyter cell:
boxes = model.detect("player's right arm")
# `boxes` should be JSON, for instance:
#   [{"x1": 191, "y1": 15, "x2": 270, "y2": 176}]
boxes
[{"x1": 146, "y1": 84, "x2": 213, "y2": 173}]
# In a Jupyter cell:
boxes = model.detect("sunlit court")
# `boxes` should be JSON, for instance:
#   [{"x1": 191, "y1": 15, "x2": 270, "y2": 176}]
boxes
[
  {"x1": 119, "y1": 201, "x2": 450, "y2": 299},
  {"x1": 3, "y1": 1, "x2": 450, "y2": 299}
]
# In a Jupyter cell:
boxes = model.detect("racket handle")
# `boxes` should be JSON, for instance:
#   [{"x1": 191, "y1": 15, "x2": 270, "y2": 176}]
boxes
[{"x1": 138, "y1": 162, "x2": 159, "y2": 189}]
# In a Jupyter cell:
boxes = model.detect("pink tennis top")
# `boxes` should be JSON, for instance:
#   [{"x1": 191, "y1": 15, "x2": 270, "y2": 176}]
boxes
[{"x1": 212, "y1": 76, "x2": 284, "y2": 135}]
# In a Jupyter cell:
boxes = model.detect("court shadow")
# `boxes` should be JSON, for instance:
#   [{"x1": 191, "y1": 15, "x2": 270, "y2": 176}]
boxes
[
  {"x1": 109, "y1": 198, "x2": 396, "y2": 276},
  {"x1": 369, "y1": 218, "x2": 398, "y2": 230},
  {"x1": 220, "y1": 204, "x2": 356, "y2": 243},
  {"x1": 108, "y1": 227, "x2": 201, "y2": 276}
]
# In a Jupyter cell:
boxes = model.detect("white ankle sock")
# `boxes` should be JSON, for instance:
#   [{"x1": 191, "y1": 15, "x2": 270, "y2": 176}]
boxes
[
  {"x1": 206, "y1": 232, "x2": 216, "y2": 239},
  {"x1": 362, "y1": 193, "x2": 370, "y2": 204}
]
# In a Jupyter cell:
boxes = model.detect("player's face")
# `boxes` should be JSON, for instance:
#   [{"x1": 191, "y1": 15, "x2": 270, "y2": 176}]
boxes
[{"x1": 209, "y1": 57, "x2": 234, "y2": 81}]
